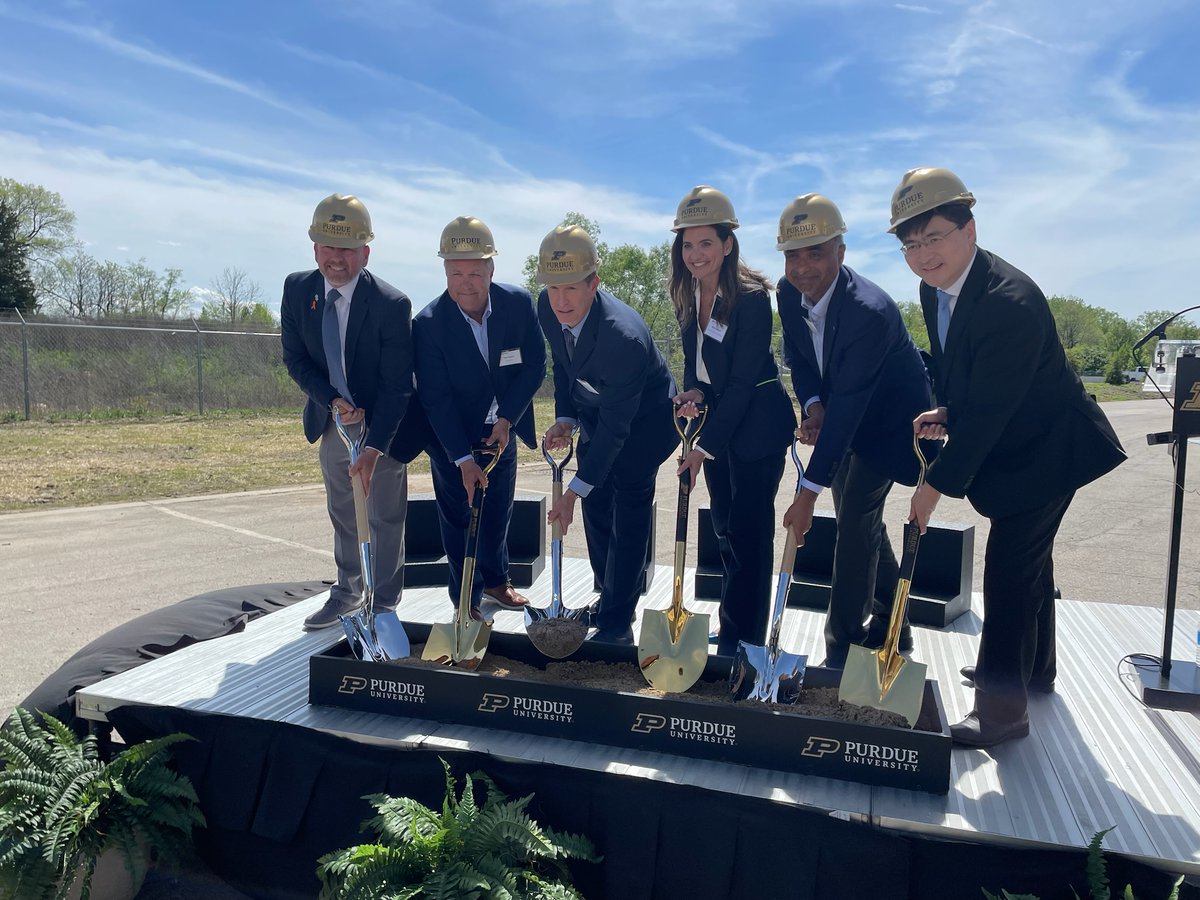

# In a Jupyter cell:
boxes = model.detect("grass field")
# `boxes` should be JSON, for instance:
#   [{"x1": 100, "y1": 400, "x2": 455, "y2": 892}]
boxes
[
  {"x1": 1, "y1": 386, "x2": 1148, "y2": 512},
  {"x1": 0, "y1": 401, "x2": 555, "y2": 512}
]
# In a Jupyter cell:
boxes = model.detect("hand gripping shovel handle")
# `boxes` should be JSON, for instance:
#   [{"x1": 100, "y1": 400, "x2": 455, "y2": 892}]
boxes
[{"x1": 542, "y1": 434, "x2": 575, "y2": 614}]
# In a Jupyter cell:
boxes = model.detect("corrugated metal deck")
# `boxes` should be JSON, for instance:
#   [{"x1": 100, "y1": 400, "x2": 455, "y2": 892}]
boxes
[{"x1": 75, "y1": 559, "x2": 1200, "y2": 874}]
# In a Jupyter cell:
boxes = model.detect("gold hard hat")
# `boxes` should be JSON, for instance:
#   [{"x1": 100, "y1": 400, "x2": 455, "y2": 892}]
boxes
[
  {"x1": 888, "y1": 167, "x2": 975, "y2": 232},
  {"x1": 438, "y1": 216, "x2": 498, "y2": 259},
  {"x1": 309, "y1": 194, "x2": 374, "y2": 248},
  {"x1": 671, "y1": 185, "x2": 739, "y2": 233},
  {"x1": 536, "y1": 224, "x2": 600, "y2": 286},
  {"x1": 776, "y1": 194, "x2": 847, "y2": 251}
]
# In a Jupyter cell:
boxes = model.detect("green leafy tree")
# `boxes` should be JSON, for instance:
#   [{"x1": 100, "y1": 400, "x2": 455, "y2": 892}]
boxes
[
  {"x1": 0, "y1": 199, "x2": 38, "y2": 313},
  {"x1": 0, "y1": 179, "x2": 76, "y2": 268},
  {"x1": 1048, "y1": 295, "x2": 1102, "y2": 350},
  {"x1": 897, "y1": 300, "x2": 930, "y2": 352}
]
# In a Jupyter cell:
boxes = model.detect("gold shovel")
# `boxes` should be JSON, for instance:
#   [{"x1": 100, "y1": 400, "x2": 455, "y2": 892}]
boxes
[
  {"x1": 638, "y1": 404, "x2": 711, "y2": 693},
  {"x1": 838, "y1": 434, "x2": 931, "y2": 727},
  {"x1": 421, "y1": 444, "x2": 502, "y2": 670}
]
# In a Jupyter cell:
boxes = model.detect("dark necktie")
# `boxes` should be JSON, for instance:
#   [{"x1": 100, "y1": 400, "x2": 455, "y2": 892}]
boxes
[
  {"x1": 322, "y1": 288, "x2": 353, "y2": 404},
  {"x1": 562, "y1": 327, "x2": 576, "y2": 362},
  {"x1": 936, "y1": 289, "x2": 952, "y2": 349}
]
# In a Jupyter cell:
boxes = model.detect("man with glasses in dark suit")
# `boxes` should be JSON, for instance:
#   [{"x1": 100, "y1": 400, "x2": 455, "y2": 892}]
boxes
[{"x1": 891, "y1": 167, "x2": 1125, "y2": 747}]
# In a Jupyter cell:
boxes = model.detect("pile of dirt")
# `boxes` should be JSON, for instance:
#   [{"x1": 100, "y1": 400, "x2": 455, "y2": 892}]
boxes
[{"x1": 404, "y1": 646, "x2": 908, "y2": 728}]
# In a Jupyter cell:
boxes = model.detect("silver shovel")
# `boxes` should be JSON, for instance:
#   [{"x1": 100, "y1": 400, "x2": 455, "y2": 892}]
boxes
[
  {"x1": 525, "y1": 432, "x2": 589, "y2": 659},
  {"x1": 333, "y1": 409, "x2": 410, "y2": 661},
  {"x1": 729, "y1": 439, "x2": 807, "y2": 704}
]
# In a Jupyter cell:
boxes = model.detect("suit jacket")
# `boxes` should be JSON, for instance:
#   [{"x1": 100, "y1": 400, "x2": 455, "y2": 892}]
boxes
[
  {"x1": 779, "y1": 267, "x2": 934, "y2": 488},
  {"x1": 920, "y1": 249, "x2": 1125, "y2": 518},
  {"x1": 537, "y1": 288, "x2": 678, "y2": 487},
  {"x1": 280, "y1": 268, "x2": 428, "y2": 462},
  {"x1": 413, "y1": 282, "x2": 546, "y2": 463},
  {"x1": 680, "y1": 287, "x2": 795, "y2": 461}
]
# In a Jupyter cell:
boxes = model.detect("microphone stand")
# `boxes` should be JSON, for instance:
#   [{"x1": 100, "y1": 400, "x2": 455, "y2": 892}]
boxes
[{"x1": 1134, "y1": 310, "x2": 1200, "y2": 711}]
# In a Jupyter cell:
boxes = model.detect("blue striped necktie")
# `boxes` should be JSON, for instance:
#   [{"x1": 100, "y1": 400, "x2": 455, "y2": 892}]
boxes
[
  {"x1": 936, "y1": 289, "x2": 952, "y2": 349},
  {"x1": 322, "y1": 288, "x2": 353, "y2": 405}
]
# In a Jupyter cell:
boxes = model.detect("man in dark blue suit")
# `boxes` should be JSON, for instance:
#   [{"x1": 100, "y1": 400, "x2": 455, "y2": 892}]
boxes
[
  {"x1": 414, "y1": 216, "x2": 546, "y2": 618},
  {"x1": 776, "y1": 194, "x2": 935, "y2": 668},
  {"x1": 280, "y1": 194, "x2": 414, "y2": 629},
  {"x1": 893, "y1": 167, "x2": 1124, "y2": 746},
  {"x1": 538, "y1": 225, "x2": 678, "y2": 644}
]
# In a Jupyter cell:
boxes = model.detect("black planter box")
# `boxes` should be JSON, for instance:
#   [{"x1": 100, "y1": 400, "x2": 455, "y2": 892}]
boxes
[{"x1": 309, "y1": 623, "x2": 952, "y2": 794}]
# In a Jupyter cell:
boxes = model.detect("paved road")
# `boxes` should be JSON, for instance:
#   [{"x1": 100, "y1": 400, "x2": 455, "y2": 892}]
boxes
[{"x1": 2, "y1": 400, "x2": 1195, "y2": 714}]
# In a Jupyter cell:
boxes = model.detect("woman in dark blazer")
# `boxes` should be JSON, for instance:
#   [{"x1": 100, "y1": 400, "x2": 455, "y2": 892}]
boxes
[{"x1": 669, "y1": 186, "x2": 797, "y2": 656}]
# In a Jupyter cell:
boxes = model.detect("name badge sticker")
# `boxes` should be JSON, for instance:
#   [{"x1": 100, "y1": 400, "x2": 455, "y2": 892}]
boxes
[
  {"x1": 703, "y1": 319, "x2": 729, "y2": 342},
  {"x1": 499, "y1": 348, "x2": 522, "y2": 366}
]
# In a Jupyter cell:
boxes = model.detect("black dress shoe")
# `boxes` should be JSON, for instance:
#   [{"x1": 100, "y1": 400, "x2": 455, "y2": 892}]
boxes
[
  {"x1": 960, "y1": 666, "x2": 1055, "y2": 694},
  {"x1": 304, "y1": 596, "x2": 360, "y2": 630},
  {"x1": 818, "y1": 654, "x2": 848, "y2": 670},
  {"x1": 587, "y1": 627, "x2": 634, "y2": 645},
  {"x1": 950, "y1": 712, "x2": 1030, "y2": 747}
]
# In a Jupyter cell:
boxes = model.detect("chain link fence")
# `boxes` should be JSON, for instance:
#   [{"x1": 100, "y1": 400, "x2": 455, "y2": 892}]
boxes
[
  {"x1": 0, "y1": 313, "x2": 771, "y2": 420},
  {"x1": 0, "y1": 313, "x2": 300, "y2": 420}
]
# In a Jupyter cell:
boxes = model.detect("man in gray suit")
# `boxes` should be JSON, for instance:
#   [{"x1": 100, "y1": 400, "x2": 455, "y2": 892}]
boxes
[{"x1": 280, "y1": 194, "x2": 415, "y2": 629}]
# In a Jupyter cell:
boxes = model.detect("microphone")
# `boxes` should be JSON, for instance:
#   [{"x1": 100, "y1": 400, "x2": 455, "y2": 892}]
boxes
[
  {"x1": 1131, "y1": 305, "x2": 1200, "y2": 352},
  {"x1": 1132, "y1": 318, "x2": 1170, "y2": 353}
]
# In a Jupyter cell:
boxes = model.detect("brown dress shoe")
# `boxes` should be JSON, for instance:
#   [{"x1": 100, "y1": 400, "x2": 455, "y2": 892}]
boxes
[{"x1": 482, "y1": 582, "x2": 529, "y2": 610}]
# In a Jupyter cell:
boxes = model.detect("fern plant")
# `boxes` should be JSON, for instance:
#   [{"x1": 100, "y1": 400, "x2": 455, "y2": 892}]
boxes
[
  {"x1": 0, "y1": 707, "x2": 206, "y2": 900},
  {"x1": 982, "y1": 827, "x2": 1183, "y2": 900},
  {"x1": 317, "y1": 758, "x2": 600, "y2": 899}
]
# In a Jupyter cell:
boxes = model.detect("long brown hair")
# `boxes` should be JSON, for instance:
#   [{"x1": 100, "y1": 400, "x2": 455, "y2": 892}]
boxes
[{"x1": 669, "y1": 224, "x2": 772, "y2": 327}]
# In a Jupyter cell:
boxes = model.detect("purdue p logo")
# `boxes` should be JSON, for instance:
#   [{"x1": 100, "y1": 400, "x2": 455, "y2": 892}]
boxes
[
  {"x1": 1181, "y1": 382, "x2": 1200, "y2": 411},
  {"x1": 478, "y1": 693, "x2": 511, "y2": 713},
  {"x1": 801, "y1": 736, "x2": 841, "y2": 758},
  {"x1": 338, "y1": 676, "x2": 367, "y2": 695},
  {"x1": 631, "y1": 713, "x2": 666, "y2": 733}
]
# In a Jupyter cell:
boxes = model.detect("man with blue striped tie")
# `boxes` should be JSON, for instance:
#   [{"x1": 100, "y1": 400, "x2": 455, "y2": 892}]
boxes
[{"x1": 281, "y1": 194, "x2": 418, "y2": 630}]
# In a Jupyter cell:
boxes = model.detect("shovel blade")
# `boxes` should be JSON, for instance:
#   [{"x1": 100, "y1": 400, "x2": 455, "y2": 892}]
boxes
[
  {"x1": 525, "y1": 608, "x2": 588, "y2": 660},
  {"x1": 421, "y1": 618, "x2": 491, "y2": 670},
  {"x1": 638, "y1": 608, "x2": 710, "y2": 693},
  {"x1": 372, "y1": 610, "x2": 411, "y2": 659},
  {"x1": 340, "y1": 613, "x2": 369, "y2": 661},
  {"x1": 730, "y1": 642, "x2": 806, "y2": 704},
  {"x1": 838, "y1": 643, "x2": 927, "y2": 727}
]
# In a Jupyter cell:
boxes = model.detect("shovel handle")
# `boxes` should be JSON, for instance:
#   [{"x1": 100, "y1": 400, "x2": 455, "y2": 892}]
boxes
[
  {"x1": 550, "y1": 480, "x2": 563, "y2": 542},
  {"x1": 351, "y1": 473, "x2": 371, "y2": 546}
]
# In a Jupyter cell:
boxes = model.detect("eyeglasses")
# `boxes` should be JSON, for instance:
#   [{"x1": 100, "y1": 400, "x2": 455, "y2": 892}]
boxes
[{"x1": 900, "y1": 223, "x2": 963, "y2": 255}]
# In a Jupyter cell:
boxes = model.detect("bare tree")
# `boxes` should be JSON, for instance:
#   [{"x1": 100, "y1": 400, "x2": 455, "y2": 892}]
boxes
[{"x1": 202, "y1": 266, "x2": 262, "y2": 324}]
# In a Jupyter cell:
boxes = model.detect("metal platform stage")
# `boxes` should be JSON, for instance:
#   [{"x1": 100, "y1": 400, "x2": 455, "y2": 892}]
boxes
[{"x1": 75, "y1": 558, "x2": 1200, "y2": 884}]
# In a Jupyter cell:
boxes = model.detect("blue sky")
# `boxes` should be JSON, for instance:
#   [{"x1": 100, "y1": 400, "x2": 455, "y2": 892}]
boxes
[{"x1": 1, "y1": 0, "x2": 1197, "y2": 320}]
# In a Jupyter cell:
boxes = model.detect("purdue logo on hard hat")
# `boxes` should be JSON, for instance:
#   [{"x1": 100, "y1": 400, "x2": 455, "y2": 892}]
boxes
[
  {"x1": 776, "y1": 194, "x2": 846, "y2": 252},
  {"x1": 438, "y1": 216, "x2": 498, "y2": 260},
  {"x1": 888, "y1": 167, "x2": 975, "y2": 232},
  {"x1": 309, "y1": 194, "x2": 374, "y2": 249},
  {"x1": 672, "y1": 186, "x2": 739, "y2": 233},
  {"x1": 536, "y1": 225, "x2": 599, "y2": 285}
]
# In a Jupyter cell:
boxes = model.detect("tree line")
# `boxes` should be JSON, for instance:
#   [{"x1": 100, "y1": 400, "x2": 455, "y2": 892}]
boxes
[
  {"x1": 0, "y1": 178, "x2": 272, "y2": 327},
  {"x1": 4, "y1": 178, "x2": 1197, "y2": 376}
]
